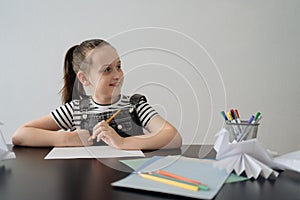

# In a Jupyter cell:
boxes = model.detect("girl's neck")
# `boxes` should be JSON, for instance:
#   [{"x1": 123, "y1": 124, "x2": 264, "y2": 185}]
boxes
[{"x1": 92, "y1": 94, "x2": 121, "y2": 105}]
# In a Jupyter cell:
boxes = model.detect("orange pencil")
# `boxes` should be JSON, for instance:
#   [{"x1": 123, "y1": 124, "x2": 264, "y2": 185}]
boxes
[
  {"x1": 156, "y1": 170, "x2": 207, "y2": 186},
  {"x1": 88, "y1": 109, "x2": 121, "y2": 141},
  {"x1": 106, "y1": 109, "x2": 121, "y2": 123}
]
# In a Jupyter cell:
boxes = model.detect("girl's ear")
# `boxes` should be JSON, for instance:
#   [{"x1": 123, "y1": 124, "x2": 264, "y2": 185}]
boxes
[{"x1": 77, "y1": 71, "x2": 90, "y2": 86}]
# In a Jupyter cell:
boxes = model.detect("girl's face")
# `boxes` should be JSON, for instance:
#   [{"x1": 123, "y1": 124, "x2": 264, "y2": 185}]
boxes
[{"x1": 86, "y1": 45, "x2": 124, "y2": 103}]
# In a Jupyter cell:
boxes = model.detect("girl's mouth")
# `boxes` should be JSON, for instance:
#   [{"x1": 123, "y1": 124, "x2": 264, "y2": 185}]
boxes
[{"x1": 109, "y1": 82, "x2": 120, "y2": 87}]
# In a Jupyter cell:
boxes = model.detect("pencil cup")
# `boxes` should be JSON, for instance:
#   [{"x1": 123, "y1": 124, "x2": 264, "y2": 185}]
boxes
[{"x1": 225, "y1": 121, "x2": 259, "y2": 142}]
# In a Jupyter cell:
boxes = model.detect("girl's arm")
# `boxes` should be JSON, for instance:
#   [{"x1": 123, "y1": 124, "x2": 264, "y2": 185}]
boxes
[
  {"x1": 121, "y1": 115, "x2": 182, "y2": 150},
  {"x1": 92, "y1": 115, "x2": 182, "y2": 150},
  {"x1": 12, "y1": 114, "x2": 92, "y2": 147}
]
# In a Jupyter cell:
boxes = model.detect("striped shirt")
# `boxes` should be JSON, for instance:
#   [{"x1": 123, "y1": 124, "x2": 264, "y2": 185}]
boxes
[{"x1": 51, "y1": 94, "x2": 158, "y2": 131}]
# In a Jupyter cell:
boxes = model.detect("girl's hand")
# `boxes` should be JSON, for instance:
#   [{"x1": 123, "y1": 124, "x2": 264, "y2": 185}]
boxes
[
  {"x1": 67, "y1": 129, "x2": 93, "y2": 147},
  {"x1": 92, "y1": 121, "x2": 124, "y2": 149}
]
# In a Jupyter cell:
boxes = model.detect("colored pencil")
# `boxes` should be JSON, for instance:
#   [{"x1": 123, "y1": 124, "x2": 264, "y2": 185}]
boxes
[
  {"x1": 138, "y1": 173, "x2": 199, "y2": 191},
  {"x1": 157, "y1": 170, "x2": 207, "y2": 186},
  {"x1": 106, "y1": 109, "x2": 121, "y2": 123},
  {"x1": 88, "y1": 109, "x2": 121, "y2": 141},
  {"x1": 150, "y1": 172, "x2": 209, "y2": 191}
]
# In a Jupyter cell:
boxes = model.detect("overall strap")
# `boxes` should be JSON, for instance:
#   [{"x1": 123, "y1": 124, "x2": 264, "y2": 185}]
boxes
[
  {"x1": 79, "y1": 96, "x2": 90, "y2": 111},
  {"x1": 79, "y1": 96, "x2": 90, "y2": 119},
  {"x1": 129, "y1": 94, "x2": 147, "y2": 106}
]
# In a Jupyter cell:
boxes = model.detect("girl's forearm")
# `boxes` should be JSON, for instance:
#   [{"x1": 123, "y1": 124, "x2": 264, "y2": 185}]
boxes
[
  {"x1": 12, "y1": 127, "x2": 72, "y2": 147},
  {"x1": 121, "y1": 126, "x2": 182, "y2": 150}
]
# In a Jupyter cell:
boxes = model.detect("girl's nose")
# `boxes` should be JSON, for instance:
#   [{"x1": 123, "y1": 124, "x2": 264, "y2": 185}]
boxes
[{"x1": 112, "y1": 68, "x2": 123, "y2": 79}]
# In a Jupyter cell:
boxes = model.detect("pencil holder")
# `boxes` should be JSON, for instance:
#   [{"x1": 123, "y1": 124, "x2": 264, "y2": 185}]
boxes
[{"x1": 225, "y1": 121, "x2": 259, "y2": 142}]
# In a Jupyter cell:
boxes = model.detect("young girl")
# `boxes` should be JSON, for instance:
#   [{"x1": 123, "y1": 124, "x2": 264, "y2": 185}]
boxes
[{"x1": 12, "y1": 39, "x2": 182, "y2": 150}]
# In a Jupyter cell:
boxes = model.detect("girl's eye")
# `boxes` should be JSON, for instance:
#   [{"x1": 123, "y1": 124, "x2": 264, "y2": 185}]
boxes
[
  {"x1": 101, "y1": 65, "x2": 121, "y2": 73},
  {"x1": 104, "y1": 67, "x2": 111, "y2": 72}
]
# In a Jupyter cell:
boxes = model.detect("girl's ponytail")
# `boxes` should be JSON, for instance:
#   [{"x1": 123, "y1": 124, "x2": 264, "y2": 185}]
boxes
[
  {"x1": 60, "y1": 45, "x2": 84, "y2": 104},
  {"x1": 60, "y1": 39, "x2": 111, "y2": 104}
]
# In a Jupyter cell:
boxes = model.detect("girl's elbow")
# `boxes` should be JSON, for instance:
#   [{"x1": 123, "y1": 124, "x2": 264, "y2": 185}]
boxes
[
  {"x1": 169, "y1": 127, "x2": 182, "y2": 148},
  {"x1": 174, "y1": 132, "x2": 183, "y2": 148},
  {"x1": 12, "y1": 127, "x2": 26, "y2": 146},
  {"x1": 12, "y1": 133, "x2": 22, "y2": 146}
]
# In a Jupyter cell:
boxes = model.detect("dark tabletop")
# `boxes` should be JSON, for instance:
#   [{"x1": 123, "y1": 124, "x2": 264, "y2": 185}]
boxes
[{"x1": 0, "y1": 145, "x2": 299, "y2": 200}]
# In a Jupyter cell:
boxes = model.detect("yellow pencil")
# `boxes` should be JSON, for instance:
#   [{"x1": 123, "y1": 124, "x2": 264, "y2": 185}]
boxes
[
  {"x1": 138, "y1": 173, "x2": 199, "y2": 191},
  {"x1": 88, "y1": 109, "x2": 121, "y2": 141}
]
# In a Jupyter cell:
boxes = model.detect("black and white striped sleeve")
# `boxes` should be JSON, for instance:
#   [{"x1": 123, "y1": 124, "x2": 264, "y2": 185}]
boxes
[
  {"x1": 136, "y1": 100, "x2": 158, "y2": 127},
  {"x1": 51, "y1": 101, "x2": 74, "y2": 130}
]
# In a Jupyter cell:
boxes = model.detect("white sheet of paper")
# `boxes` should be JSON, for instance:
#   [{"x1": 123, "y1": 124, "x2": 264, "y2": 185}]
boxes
[
  {"x1": 273, "y1": 150, "x2": 300, "y2": 173},
  {"x1": 44, "y1": 146, "x2": 145, "y2": 159}
]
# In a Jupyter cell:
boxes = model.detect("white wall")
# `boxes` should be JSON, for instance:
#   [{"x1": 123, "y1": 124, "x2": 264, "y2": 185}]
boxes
[{"x1": 0, "y1": 0, "x2": 299, "y2": 155}]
